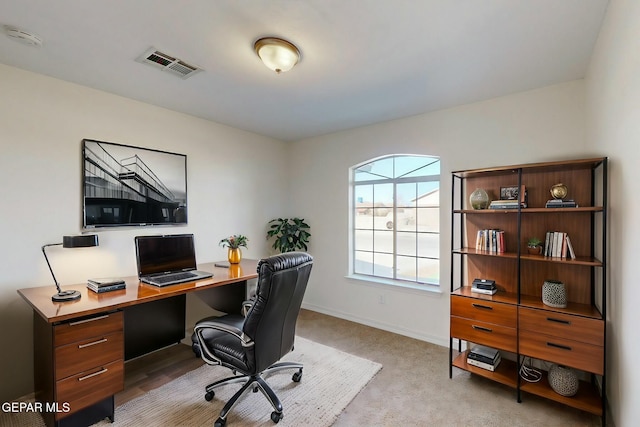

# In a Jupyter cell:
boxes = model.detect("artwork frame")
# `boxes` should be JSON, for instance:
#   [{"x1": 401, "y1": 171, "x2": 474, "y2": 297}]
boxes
[
  {"x1": 82, "y1": 139, "x2": 187, "y2": 229},
  {"x1": 500, "y1": 186, "x2": 520, "y2": 200}
]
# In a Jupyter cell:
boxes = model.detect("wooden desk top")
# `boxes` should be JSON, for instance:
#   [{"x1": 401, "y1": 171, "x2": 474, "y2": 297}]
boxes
[{"x1": 18, "y1": 259, "x2": 259, "y2": 323}]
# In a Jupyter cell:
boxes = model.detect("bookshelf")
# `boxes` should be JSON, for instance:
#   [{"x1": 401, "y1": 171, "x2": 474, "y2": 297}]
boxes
[{"x1": 449, "y1": 158, "x2": 607, "y2": 424}]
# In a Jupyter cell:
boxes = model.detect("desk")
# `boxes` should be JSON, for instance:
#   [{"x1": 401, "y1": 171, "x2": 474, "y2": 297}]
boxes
[{"x1": 17, "y1": 260, "x2": 258, "y2": 427}]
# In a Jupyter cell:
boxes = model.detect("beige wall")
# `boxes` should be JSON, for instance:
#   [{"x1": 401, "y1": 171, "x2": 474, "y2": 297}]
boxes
[
  {"x1": 0, "y1": 63, "x2": 289, "y2": 401},
  {"x1": 290, "y1": 80, "x2": 596, "y2": 345},
  {"x1": 586, "y1": 0, "x2": 640, "y2": 425}
]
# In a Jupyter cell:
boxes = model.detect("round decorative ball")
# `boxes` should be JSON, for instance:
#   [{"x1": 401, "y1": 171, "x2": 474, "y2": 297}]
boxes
[
  {"x1": 548, "y1": 364, "x2": 579, "y2": 397},
  {"x1": 470, "y1": 188, "x2": 490, "y2": 210},
  {"x1": 550, "y1": 183, "x2": 568, "y2": 199},
  {"x1": 542, "y1": 280, "x2": 567, "y2": 308}
]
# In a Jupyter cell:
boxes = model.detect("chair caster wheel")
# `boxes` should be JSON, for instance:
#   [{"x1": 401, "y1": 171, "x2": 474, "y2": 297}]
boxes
[
  {"x1": 205, "y1": 391, "x2": 215, "y2": 401},
  {"x1": 253, "y1": 386, "x2": 259, "y2": 393},
  {"x1": 292, "y1": 368, "x2": 303, "y2": 382},
  {"x1": 271, "y1": 411, "x2": 283, "y2": 423},
  {"x1": 214, "y1": 417, "x2": 226, "y2": 427}
]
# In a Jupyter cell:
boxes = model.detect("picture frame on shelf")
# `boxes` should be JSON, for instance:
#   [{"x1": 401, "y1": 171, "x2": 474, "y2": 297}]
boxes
[{"x1": 500, "y1": 185, "x2": 527, "y2": 204}]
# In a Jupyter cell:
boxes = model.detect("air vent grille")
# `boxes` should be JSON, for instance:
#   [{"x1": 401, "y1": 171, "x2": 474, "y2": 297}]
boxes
[{"x1": 136, "y1": 48, "x2": 202, "y2": 79}]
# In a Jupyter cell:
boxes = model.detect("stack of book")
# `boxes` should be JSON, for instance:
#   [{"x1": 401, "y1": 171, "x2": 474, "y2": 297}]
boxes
[
  {"x1": 545, "y1": 199, "x2": 578, "y2": 208},
  {"x1": 475, "y1": 229, "x2": 505, "y2": 253},
  {"x1": 87, "y1": 278, "x2": 126, "y2": 293},
  {"x1": 467, "y1": 345, "x2": 501, "y2": 371},
  {"x1": 543, "y1": 231, "x2": 576, "y2": 259},
  {"x1": 471, "y1": 278, "x2": 497, "y2": 295},
  {"x1": 489, "y1": 199, "x2": 527, "y2": 209}
]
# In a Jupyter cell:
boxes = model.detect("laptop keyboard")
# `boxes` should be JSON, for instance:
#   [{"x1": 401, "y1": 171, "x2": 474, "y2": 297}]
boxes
[{"x1": 151, "y1": 271, "x2": 197, "y2": 284}]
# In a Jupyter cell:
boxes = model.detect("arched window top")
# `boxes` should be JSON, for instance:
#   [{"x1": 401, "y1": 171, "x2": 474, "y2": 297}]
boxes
[{"x1": 354, "y1": 155, "x2": 440, "y2": 182}]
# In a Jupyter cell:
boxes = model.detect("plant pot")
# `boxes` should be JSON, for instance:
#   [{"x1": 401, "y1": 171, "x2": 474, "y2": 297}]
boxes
[
  {"x1": 228, "y1": 248, "x2": 242, "y2": 264},
  {"x1": 527, "y1": 246, "x2": 542, "y2": 255}
]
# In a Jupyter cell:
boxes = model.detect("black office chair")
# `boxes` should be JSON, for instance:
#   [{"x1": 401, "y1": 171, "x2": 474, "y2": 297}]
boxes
[{"x1": 192, "y1": 252, "x2": 313, "y2": 427}]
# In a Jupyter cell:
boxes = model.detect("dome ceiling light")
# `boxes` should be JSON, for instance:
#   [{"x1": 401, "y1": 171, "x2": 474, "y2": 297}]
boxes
[{"x1": 254, "y1": 37, "x2": 300, "y2": 74}]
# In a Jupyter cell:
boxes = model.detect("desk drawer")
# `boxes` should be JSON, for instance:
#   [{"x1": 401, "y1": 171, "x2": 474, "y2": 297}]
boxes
[
  {"x1": 54, "y1": 311, "x2": 123, "y2": 347},
  {"x1": 450, "y1": 316, "x2": 516, "y2": 352},
  {"x1": 56, "y1": 360, "x2": 124, "y2": 419},
  {"x1": 451, "y1": 296, "x2": 516, "y2": 327},
  {"x1": 55, "y1": 331, "x2": 123, "y2": 380},
  {"x1": 519, "y1": 307, "x2": 603, "y2": 347},
  {"x1": 519, "y1": 330, "x2": 603, "y2": 375}
]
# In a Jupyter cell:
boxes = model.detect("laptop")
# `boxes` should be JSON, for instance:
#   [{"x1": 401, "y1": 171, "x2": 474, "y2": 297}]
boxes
[{"x1": 135, "y1": 234, "x2": 213, "y2": 287}]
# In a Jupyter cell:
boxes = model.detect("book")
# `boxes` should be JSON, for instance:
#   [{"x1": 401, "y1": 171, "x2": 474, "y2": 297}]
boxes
[
  {"x1": 471, "y1": 286, "x2": 497, "y2": 295},
  {"x1": 87, "y1": 282, "x2": 126, "y2": 293},
  {"x1": 469, "y1": 345, "x2": 500, "y2": 362},
  {"x1": 566, "y1": 235, "x2": 576, "y2": 259},
  {"x1": 545, "y1": 199, "x2": 578, "y2": 208},
  {"x1": 467, "y1": 356, "x2": 501, "y2": 371},
  {"x1": 472, "y1": 278, "x2": 495, "y2": 289},
  {"x1": 468, "y1": 350, "x2": 501, "y2": 365},
  {"x1": 88, "y1": 277, "x2": 125, "y2": 287}
]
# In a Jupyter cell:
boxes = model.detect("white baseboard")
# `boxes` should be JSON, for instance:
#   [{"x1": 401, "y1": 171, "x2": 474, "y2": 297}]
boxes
[{"x1": 301, "y1": 302, "x2": 449, "y2": 348}]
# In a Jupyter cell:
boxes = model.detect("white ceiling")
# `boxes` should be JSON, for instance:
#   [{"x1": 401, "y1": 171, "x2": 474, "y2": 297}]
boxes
[{"x1": 0, "y1": 0, "x2": 608, "y2": 142}]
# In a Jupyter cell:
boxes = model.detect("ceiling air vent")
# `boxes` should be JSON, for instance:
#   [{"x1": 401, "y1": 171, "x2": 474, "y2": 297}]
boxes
[{"x1": 136, "y1": 48, "x2": 202, "y2": 79}]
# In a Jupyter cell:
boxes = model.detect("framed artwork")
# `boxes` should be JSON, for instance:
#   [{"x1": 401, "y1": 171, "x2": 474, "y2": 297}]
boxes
[{"x1": 82, "y1": 139, "x2": 187, "y2": 229}]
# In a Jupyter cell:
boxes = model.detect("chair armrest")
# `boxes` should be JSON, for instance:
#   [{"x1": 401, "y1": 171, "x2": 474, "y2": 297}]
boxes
[
  {"x1": 241, "y1": 299, "x2": 254, "y2": 317},
  {"x1": 194, "y1": 315, "x2": 253, "y2": 347}
]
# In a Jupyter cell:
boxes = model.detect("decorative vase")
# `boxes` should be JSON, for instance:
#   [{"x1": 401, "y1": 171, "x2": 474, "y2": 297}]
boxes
[
  {"x1": 548, "y1": 364, "x2": 579, "y2": 396},
  {"x1": 542, "y1": 280, "x2": 567, "y2": 308},
  {"x1": 470, "y1": 188, "x2": 490, "y2": 210},
  {"x1": 228, "y1": 248, "x2": 242, "y2": 264}
]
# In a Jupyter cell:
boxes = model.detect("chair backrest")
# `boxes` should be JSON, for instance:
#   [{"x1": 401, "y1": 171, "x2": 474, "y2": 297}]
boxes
[{"x1": 243, "y1": 252, "x2": 313, "y2": 373}]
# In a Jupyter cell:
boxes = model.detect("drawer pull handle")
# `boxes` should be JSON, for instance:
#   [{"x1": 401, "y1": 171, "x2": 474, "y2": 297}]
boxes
[
  {"x1": 472, "y1": 325, "x2": 493, "y2": 333},
  {"x1": 78, "y1": 338, "x2": 108, "y2": 349},
  {"x1": 472, "y1": 304, "x2": 493, "y2": 310},
  {"x1": 547, "y1": 342, "x2": 572, "y2": 351},
  {"x1": 547, "y1": 317, "x2": 571, "y2": 325},
  {"x1": 78, "y1": 368, "x2": 108, "y2": 382},
  {"x1": 69, "y1": 314, "x2": 109, "y2": 326}
]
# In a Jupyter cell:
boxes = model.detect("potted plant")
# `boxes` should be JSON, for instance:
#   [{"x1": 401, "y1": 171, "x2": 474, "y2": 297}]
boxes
[
  {"x1": 219, "y1": 234, "x2": 248, "y2": 264},
  {"x1": 527, "y1": 237, "x2": 543, "y2": 255},
  {"x1": 266, "y1": 218, "x2": 311, "y2": 253}
]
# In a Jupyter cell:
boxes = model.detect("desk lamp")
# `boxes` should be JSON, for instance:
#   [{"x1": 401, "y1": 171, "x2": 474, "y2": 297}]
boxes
[{"x1": 42, "y1": 234, "x2": 99, "y2": 302}]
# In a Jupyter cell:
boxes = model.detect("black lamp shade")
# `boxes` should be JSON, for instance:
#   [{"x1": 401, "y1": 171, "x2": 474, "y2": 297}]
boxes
[{"x1": 63, "y1": 234, "x2": 99, "y2": 248}]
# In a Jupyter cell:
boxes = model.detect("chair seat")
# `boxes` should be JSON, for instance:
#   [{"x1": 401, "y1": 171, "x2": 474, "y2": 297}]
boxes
[{"x1": 192, "y1": 315, "x2": 250, "y2": 371}]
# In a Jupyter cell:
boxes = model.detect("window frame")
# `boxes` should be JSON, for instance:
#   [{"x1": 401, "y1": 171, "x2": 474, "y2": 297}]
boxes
[{"x1": 350, "y1": 155, "x2": 440, "y2": 288}]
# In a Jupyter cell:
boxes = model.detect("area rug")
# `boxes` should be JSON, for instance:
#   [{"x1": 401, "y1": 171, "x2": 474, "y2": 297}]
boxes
[{"x1": 88, "y1": 336, "x2": 381, "y2": 426}]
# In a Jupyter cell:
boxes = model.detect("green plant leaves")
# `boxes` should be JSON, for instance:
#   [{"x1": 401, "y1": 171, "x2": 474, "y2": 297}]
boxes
[{"x1": 267, "y1": 218, "x2": 311, "y2": 253}]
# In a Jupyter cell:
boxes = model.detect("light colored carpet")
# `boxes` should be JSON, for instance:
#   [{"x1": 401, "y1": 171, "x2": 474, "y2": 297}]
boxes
[
  {"x1": 95, "y1": 336, "x2": 380, "y2": 426},
  {"x1": 1, "y1": 337, "x2": 381, "y2": 427}
]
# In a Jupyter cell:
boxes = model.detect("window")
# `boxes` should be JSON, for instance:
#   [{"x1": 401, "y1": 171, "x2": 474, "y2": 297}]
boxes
[{"x1": 351, "y1": 155, "x2": 440, "y2": 286}]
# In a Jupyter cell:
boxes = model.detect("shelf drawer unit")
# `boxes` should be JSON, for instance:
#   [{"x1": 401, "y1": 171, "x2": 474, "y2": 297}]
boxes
[
  {"x1": 34, "y1": 310, "x2": 124, "y2": 427},
  {"x1": 450, "y1": 295, "x2": 517, "y2": 352},
  {"x1": 519, "y1": 307, "x2": 604, "y2": 375},
  {"x1": 449, "y1": 157, "x2": 608, "y2": 425}
]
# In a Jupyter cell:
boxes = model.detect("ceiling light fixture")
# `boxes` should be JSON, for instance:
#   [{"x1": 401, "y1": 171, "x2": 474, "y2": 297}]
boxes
[{"x1": 254, "y1": 37, "x2": 300, "y2": 74}]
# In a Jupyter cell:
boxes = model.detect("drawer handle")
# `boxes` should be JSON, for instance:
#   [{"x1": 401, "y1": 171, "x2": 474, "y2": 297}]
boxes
[
  {"x1": 472, "y1": 325, "x2": 493, "y2": 333},
  {"x1": 546, "y1": 317, "x2": 571, "y2": 325},
  {"x1": 69, "y1": 314, "x2": 109, "y2": 326},
  {"x1": 78, "y1": 368, "x2": 108, "y2": 382},
  {"x1": 547, "y1": 342, "x2": 572, "y2": 351},
  {"x1": 78, "y1": 338, "x2": 108, "y2": 349},
  {"x1": 472, "y1": 303, "x2": 493, "y2": 310}
]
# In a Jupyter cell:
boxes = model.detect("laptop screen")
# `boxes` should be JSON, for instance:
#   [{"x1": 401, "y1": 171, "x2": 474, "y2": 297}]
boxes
[{"x1": 135, "y1": 234, "x2": 197, "y2": 277}]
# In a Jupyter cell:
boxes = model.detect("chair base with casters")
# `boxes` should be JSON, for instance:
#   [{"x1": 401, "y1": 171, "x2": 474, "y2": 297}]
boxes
[{"x1": 203, "y1": 361, "x2": 303, "y2": 427}]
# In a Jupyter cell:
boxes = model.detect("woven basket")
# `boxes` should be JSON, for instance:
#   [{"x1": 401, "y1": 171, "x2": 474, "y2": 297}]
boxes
[{"x1": 548, "y1": 364, "x2": 579, "y2": 396}]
